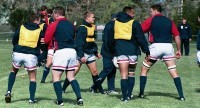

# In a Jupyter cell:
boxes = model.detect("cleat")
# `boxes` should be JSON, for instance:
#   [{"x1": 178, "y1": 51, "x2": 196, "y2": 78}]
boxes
[
  {"x1": 5, "y1": 92, "x2": 11, "y2": 103},
  {"x1": 56, "y1": 100, "x2": 64, "y2": 106},
  {"x1": 77, "y1": 98, "x2": 83, "y2": 106},
  {"x1": 40, "y1": 80, "x2": 45, "y2": 83},
  {"x1": 179, "y1": 97, "x2": 185, "y2": 101},
  {"x1": 138, "y1": 94, "x2": 144, "y2": 98},
  {"x1": 29, "y1": 100, "x2": 37, "y2": 104},
  {"x1": 128, "y1": 94, "x2": 134, "y2": 100},
  {"x1": 89, "y1": 87, "x2": 97, "y2": 93},
  {"x1": 107, "y1": 90, "x2": 119, "y2": 95},
  {"x1": 121, "y1": 98, "x2": 128, "y2": 102}
]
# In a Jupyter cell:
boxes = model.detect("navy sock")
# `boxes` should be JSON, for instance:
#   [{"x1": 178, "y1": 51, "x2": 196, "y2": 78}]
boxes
[
  {"x1": 53, "y1": 81, "x2": 63, "y2": 101},
  {"x1": 71, "y1": 79, "x2": 81, "y2": 99},
  {"x1": 41, "y1": 66, "x2": 50, "y2": 81},
  {"x1": 121, "y1": 79, "x2": 128, "y2": 100},
  {"x1": 92, "y1": 75, "x2": 98, "y2": 89},
  {"x1": 140, "y1": 76, "x2": 147, "y2": 95},
  {"x1": 7, "y1": 72, "x2": 16, "y2": 92},
  {"x1": 62, "y1": 78, "x2": 70, "y2": 92},
  {"x1": 128, "y1": 76, "x2": 135, "y2": 97},
  {"x1": 29, "y1": 81, "x2": 36, "y2": 101},
  {"x1": 93, "y1": 75, "x2": 104, "y2": 93},
  {"x1": 173, "y1": 77, "x2": 184, "y2": 98}
]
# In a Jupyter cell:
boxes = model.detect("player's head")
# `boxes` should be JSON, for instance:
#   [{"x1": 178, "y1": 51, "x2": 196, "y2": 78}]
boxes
[
  {"x1": 182, "y1": 17, "x2": 187, "y2": 24},
  {"x1": 53, "y1": 6, "x2": 65, "y2": 20},
  {"x1": 41, "y1": 5, "x2": 48, "y2": 12},
  {"x1": 150, "y1": 4, "x2": 162, "y2": 16},
  {"x1": 29, "y1": 12, "x2": 40, "y2": 24},
  {"x1": 47, "y1": 8, "x2": 53, "y2": 17},
  {"x1": 84, "y1": 11, "x2": 95, "y2": 24},
  {"x1": 123, "y1": 6, "x2": 134, "y2": 18}
]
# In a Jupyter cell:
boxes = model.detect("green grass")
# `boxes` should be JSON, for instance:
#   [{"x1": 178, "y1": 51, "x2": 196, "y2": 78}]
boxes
[{"x1": 0, "y1": 41, "x2": 200, "y2": 108}]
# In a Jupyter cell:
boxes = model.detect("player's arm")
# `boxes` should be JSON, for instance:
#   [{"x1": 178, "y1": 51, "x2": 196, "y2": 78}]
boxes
[
  {"x1": 141, "y1": 17, "x2": 152, "y2": 33},
  {"x1": 172, "y1": 21, "x2": 181, "y2": 58},
  {"x1": 44, "y1": 23, "x2": 56, "y2": 44},
  {"x1": 104, "y1": 21, "x2": 115, "y2": 55},
  {"x1": 133, "y1": 21, "x2": 150, "y2": 57},
  {"x1": 12, "y1": 27, "x2": 20, "y2": 46},
  {"x1": 75, "y1": 26, "x2": 87, "y2": 58}
]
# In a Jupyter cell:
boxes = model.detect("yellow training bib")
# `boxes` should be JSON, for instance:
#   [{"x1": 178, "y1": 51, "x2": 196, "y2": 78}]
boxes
[
  {"x1": 114, "y1": 20, "x2": 134, "y2": 40},
  {"x1": 80, "y1": 24, "x2": 95, "y2": 42},
  {"x1": 18, "y1": 25, "x2": 41, "y2": 48}
]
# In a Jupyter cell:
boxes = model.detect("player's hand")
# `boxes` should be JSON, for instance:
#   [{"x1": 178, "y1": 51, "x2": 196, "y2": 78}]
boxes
[
  {"x1": 40, "y1": 38, "x2": 44, "y2": 43},
  {"x1": 189, "y1": 38, "x2": 192, "y2": 42},
  {"x1": 145, "y1": 54, "x2": 151, "y2": 61},
  {"x1": 96, "y1": 53, "x2": 102, "y2": 59},
  {"x1": 175, "y1": 50, "x2": 181, "y2": 59},
  {"x1": 81, "y1": 57, "x2": 86, "y2": 63}
]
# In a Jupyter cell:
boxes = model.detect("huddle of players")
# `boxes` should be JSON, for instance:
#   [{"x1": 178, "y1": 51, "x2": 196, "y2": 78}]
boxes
[{"x1": 5, "y1": 4, "x2": 187, "y2": 106}]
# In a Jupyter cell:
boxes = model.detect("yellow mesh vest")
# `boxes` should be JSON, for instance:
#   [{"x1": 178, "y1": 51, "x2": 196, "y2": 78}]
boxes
[
  {"x1": 18, "y1": 25, "x2": 41, "y2": 48},
  {"x1": 114, "y1": 20, "x2": 134, "y2": 40},
  {"x1": 80, "y1": 24, "x2": 95, "y2": 42},
  {"x1": 39, "y1": 23, "x2": 45, "y2": 31}
]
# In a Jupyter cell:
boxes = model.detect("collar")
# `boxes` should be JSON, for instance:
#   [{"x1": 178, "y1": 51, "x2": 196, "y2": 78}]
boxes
[
  {"x1": 83, "y1": 20, "x2": 92, "y2": 27},
  {"x1": 55, "y1": 18, "x2": 67, "y2": 21}
]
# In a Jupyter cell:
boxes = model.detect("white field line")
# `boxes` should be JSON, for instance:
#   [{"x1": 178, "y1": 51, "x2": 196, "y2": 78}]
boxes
[{"x1": 0, "y1": 70, "x2": 27, "y2": 82}]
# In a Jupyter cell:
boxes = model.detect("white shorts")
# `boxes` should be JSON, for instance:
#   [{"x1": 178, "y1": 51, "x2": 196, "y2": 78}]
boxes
[
  {"x1": 149, "y1": 43, "x2": 175, "y2": 61},
  {"x1": 77, "y1": 53, "x2": 96, "y2": 64},
  {"x1": 47, "y1": 49, "x2": 54, "y2": 57},
  {"x1": 116, "y1": 55, "x2": 137, "y2": 64},
  {"x1": 12, "y1": 52, "x2": 37, "y2": 71},
  {"x1": 52, "y1": 48, "x2": 77, "y2": 71},
  {"x1": 197, "y1": 51, "x2": 200, "y2": 64}
]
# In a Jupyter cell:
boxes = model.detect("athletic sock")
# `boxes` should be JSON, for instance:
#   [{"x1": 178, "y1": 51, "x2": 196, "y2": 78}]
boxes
[
  {"x1": 53, "y1": 81, "x2": 63, "y2": 101},
  {"x1": 128, "y1": 76, "x2": 135, "y2": 97},
  {"x1": 29, "y1": 81, "x2": 36, "y2": 101},
  {"x1": 41, "y1": 66, "x2": 50, "y2": 81},
  {"x1": 71, "y1": 79, "x2": 82, "y2": 99},
  {"x1": 121, "y1": 79, "x2": 128, "y2": 100},
  {"x1": 7, "y1": 72, "x2": 17, "y2": 92},
  {"x1": 62, "y1": 78, "x2": 70, "y2": 92},
  {"x1": 140, "y1": 76, "x2": 147, "y2": 95},
  {"x1": 173, "y1": 77, "x2": 184, "y2": 98}
]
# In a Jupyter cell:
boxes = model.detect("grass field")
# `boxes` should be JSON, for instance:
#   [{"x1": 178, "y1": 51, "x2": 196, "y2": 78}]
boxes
[{"x1": 0, "y1": 41, "x2": 200, "y2": 108}]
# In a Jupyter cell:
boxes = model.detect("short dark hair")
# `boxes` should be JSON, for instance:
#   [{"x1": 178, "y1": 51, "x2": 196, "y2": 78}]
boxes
[
  {"x1": 41, "y1": 5, "x2": 48, "y2": 11},
  {"x1": 123, "y1": 6, "x2": 134, "y2": 13},
  {"x1": 29, "y1": 12, "x2": 40, "y2": 22},
  {"x1": 150, "y1": 4, "x2": 163, "y2": 13},
  {"x1": 83, "y1": 11, "x2": 93, "y2": 19},
  {"x1": 53, "y1": 6, "x2": 65, "y2": 16},
  {"x1": 47, "y1": 9, "x2": 53, "y2": 14}
]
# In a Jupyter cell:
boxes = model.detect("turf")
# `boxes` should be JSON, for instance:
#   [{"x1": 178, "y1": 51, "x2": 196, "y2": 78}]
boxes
[{"x1": 0, "y1": 41, "x2": 200, "y2": 108}]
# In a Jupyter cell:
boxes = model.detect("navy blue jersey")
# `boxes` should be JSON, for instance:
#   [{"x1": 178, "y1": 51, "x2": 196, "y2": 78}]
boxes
[
  {"x1": 75, "y1": 20, "x2": 98, "y2": 58},
  {"x1": 44, "y1": 18, "x2": 75, "y2": 50},
  {"x1": 178, "y1": 23, "x2": 192, "y2": 39},
  {"x1": 107, "y1": 12, "x2": 149, "y2": 56}
]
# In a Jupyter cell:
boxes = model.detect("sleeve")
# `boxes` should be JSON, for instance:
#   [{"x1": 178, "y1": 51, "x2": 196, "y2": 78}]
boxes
[
  {"x1": 188, "y1": 24, "x2": 192, "y2": 39},
  {"x1": 197, "y1": 30, "x2": 200, "y2": 50},
  {"x1": 141, "y1": 17, "x2": 152, "y2": 33},
  {"x1": 103, "y1": 21, "x2": 115, "y2": 55},
  {"x1": 75, "y1": 26, "x2": 87, "y2": 58},
  {"x1": 12, "y1": 27, "x2": 20, "y2": 46},
  {"x1": 44, "y1": 22, "x2": 57, "y2": 44},
  {"x1": 171, "y1": 21, "x2": 180, "y2": 37},
  {"x1": 133, "y1": 21, "x2": 150, "y2": 55}
]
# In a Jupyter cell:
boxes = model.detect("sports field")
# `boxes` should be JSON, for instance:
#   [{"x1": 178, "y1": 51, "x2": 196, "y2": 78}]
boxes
[{"x1": 0, "y1": 41, "x2": 200, "y2": 108}]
